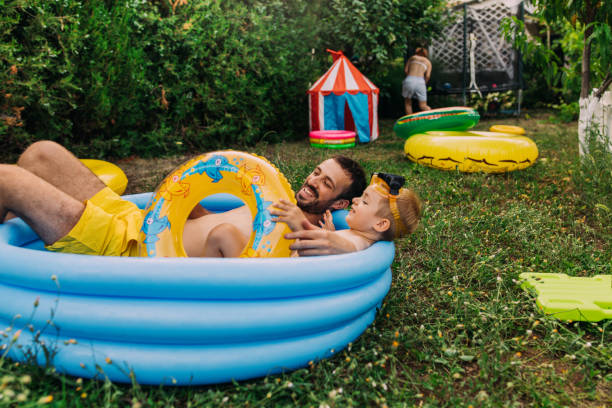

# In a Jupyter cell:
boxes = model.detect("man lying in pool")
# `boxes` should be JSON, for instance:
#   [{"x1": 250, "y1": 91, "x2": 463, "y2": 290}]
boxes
[{"x1": 0, "y1": 141, "x2": 367, "y2": 257}]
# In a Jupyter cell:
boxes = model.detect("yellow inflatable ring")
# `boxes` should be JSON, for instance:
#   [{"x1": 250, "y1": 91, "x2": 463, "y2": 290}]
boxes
[
  {"x1": 404, "y1": 131, "x2": 538, "y2": 173},
  {"x1": 489, "y1": 125, "x2": 526, "y2": 135},
  {"x1": 80, "y1": 159, "x2": 128, "y2": 196},
  {"x1": 138, "y1": 151, "x2": 295, "y2": 258}
]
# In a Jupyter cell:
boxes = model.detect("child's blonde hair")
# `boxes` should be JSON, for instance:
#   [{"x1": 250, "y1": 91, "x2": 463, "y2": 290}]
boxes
[{"x1": 376, "y1": 189, "x2": 422, "y2": 240}]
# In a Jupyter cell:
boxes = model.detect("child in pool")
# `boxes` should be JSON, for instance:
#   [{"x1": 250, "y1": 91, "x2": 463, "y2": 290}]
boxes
[{"x1": 271, "y1": 172, "x2": 422, "y2": 254}]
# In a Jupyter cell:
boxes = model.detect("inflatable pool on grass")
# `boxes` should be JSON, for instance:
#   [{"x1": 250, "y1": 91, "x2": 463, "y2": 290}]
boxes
[
  {"x1": 0, "y1": 193, "x2": 394, "y2": 385},
  {"x1": 393, "y1": 107, "x2": 480, "y2": 139},
  {"x1": 404, "y1": 130, "x2": 538, "y2": 173},
  {"x1": 309, "y1": 130, "x2": 356, "y2": 149}
]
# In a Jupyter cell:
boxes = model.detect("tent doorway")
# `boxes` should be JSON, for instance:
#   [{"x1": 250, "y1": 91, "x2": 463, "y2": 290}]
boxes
[{"x1": 344, "y1": 101, "x2": 356, "y2": 133}]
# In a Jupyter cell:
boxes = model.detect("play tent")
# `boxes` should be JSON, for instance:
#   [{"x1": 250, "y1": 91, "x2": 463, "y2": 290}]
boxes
[{"x1": 308, "y1": 50, "x2": 379, "y2": 143}]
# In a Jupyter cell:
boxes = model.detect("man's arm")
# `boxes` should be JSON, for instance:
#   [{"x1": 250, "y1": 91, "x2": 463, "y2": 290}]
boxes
[{"x1": 285, "y1": 221, "x2": 357, "y2": 256}]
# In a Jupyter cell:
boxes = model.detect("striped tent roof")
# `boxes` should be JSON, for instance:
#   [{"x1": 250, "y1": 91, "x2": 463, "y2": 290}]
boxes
[{"x1": 308, "y1": 50, "x2": 379, "y2": 96}]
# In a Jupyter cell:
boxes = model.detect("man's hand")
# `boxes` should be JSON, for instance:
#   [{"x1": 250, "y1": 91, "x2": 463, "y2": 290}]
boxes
[
  {"x1": 285, "y1": 221, "x2": 356, "y2": 256},
  {"x1": 270, "y1": 199, "x2": 313, "y2": 231}
]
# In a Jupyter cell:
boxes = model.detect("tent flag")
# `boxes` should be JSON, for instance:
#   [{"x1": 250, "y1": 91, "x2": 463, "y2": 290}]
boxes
[{"x1": 308, "y1": 49, "x2": 379, "y2": 142}]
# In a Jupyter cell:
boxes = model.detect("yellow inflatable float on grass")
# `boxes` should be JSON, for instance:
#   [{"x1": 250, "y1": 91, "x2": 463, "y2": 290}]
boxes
[
  {"x1": 404, "y1": 130, "x2": 538, "y2": 173},
  {"x1": 489, "y1": 125, "x2": 526, "y2": 135},
  {"x1": 80, "y1": 158, "x2": 128, "y2": 195}
]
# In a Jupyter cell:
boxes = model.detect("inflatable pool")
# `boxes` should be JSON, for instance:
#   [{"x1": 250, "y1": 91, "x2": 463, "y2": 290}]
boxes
[
  {"x1": 309, "y1": 130, "x2": 356, "y2": 149},
  {"x1": 0, "y1": 193, "x2": 394, "y2": 385},
  {"x1": 404, "y1": 130, "x2": 538, "y2": 173},
  {"x1": 393, "y1": 107, "x2": 480, "y2": 139}
]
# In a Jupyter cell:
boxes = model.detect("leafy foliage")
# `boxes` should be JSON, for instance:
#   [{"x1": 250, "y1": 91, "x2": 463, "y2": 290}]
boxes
[
  {"x1": 319, "y1": 0, "x2": 447, "y2": 74},
  {"x1": 469, "y1": 90, "x2": 517, "y2": 115},
  {"x1": 575, "y1": 125, "x2": 612, "y2": 226},
  {"x1": 1, "y1": 0, "x2": 447, "y2": 159},
  {"x1": 534, "y1": 0, "x2": 612, "y2": 97},
  {"x1": 0, "y1": 0, "x2": 321, "y2": 158},
  {"x1": 504, "y1": 18, "x2": 609, "y2": 103},
  {"x1": 503, "y1": 0, "x2": 611, "y2": 109}
]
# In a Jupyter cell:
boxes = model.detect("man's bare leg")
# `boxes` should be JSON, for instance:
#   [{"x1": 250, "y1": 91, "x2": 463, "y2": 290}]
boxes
[
  {"x1": 0, "y1": 164, "x2": 84, "y2": 245},
  {"x1": 3, "y1": 141, "x2": 105, "y2": 222},
  {"x1": 17, "y1": 141, "x2": 106, "y2": 202}
]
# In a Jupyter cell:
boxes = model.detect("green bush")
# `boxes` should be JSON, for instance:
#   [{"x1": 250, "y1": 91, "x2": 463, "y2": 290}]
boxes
[
  {"x1": 547, "y1": 100, "x2": 580, "y2": 122},
  {"x1": 1, "y1": 1, "x2": 153, "y2": 158},
  {"x1": 136, "y1": 0, "x2": 327, "y2": 154},
  {"x1": 375, "y1": 58, "x2": 406, "y2": 119},
  {"x1": 503, "y1": 17, "x2": 610, "y2": 115},
  {"x1": 574, "y1": 126, "x2": 612, "y2": 230},
  {"x1": 1, "y1": 0, "x2": 447, "y2": 160},
  {"x1": 0, "y1": 0, "x2": 324, "y2": 158}
]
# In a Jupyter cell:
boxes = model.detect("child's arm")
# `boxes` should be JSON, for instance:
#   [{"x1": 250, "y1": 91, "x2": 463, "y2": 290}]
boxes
[
  {"x1": 285, "y1": 222, "x2": 362, "y2": 256},
  {"x1": 270, "y1": 199, "x2": 319, "y2": 232}
]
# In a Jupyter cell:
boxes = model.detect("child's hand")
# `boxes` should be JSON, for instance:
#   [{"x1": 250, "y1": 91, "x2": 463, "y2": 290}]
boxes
[
  {"x1": 319, "y1": 210, "x2": 335, "y2": 231},
  {"x1": 270, "y1": 199, "x2": 310, "y2": 231}
]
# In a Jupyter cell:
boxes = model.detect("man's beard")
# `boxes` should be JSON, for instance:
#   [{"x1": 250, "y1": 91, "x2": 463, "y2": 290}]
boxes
[
  {"x1": 296, "y1": 183, "x2": 334, "y2": 214},
  {"x1": 297, "y1": 199, "x2": 333, "y2": 215}
]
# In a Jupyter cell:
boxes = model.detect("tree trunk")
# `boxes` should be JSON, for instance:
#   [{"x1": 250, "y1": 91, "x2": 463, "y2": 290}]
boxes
[
  {"x1": 581, "y1": 24, "x2": 593, "y2": 99},
  {"x1": 580, "y1": 0, "x2": 595, "y2": 99}
]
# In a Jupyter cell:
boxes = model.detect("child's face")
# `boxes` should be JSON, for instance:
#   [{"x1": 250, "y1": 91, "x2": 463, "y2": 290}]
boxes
[{"x1": 345, "y1": 185, "x2": 387, "y2": 232}]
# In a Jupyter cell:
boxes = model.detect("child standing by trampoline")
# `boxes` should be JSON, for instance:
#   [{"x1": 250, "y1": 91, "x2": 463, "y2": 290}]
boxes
[{"x1": 402, "y1": 48, "x2": 432, "y2": 115}]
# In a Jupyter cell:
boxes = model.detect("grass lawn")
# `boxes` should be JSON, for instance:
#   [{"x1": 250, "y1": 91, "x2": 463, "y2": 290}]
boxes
[{"x1": 1, "y1": 112, "x2": 610, "y2": 407}]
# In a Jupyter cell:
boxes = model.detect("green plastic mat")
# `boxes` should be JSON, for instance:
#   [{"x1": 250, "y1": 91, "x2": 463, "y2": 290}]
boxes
[{"x1": 519, "y1": 273, "x2": 612, "y2": 322}]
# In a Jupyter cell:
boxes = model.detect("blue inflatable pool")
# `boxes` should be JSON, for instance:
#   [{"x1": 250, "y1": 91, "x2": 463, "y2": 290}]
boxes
[{"x1": 0, "y1": 193, "x2": 394, "y2": 385}]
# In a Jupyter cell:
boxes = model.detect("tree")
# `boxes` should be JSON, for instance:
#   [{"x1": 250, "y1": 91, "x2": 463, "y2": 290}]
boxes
[
  {"x1": 315, "y1": 0, "x2": 448, "y2": 75},
  {"x1": 533, "y1": 0, "x2": 611, "y2": 98}
]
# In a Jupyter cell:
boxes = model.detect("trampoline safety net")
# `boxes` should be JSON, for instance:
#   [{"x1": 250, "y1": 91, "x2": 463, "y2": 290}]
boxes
[{"x1": 429, "y1": 0, "x2": 525, "y2": 99}]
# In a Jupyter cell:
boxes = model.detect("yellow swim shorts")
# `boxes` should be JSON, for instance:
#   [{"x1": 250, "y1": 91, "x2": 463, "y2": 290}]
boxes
[{"x1": 46, "y1": 187, "x2": 144, "y2": 257}]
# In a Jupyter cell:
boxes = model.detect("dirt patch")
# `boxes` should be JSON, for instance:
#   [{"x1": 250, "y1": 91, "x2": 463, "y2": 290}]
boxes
[
  {"x1": 516, "y1": 347, "x2": 612, "y2": 407},
  {"x1": 117, "y1": 154, "x2": 192, "y2": 194}
]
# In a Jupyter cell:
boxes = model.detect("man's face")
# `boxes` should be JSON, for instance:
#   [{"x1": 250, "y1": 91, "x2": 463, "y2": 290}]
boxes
[{"x1": 296, "y1": 159, "x2": 351, "y2": 214}]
